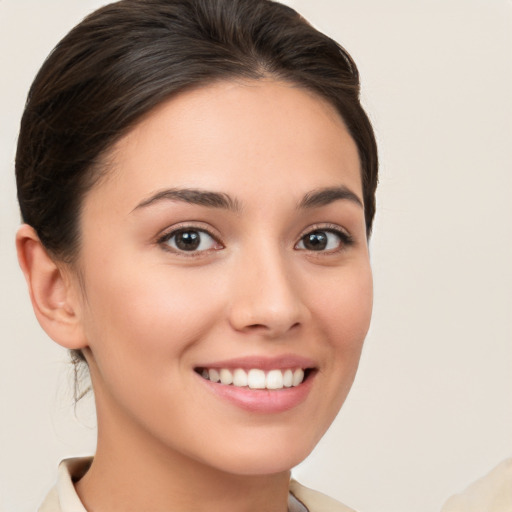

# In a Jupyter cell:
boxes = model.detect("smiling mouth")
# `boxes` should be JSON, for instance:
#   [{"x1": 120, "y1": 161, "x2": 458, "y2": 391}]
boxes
[{"x1": 194, "y1": 367, "x2": 315, "y2": 391}]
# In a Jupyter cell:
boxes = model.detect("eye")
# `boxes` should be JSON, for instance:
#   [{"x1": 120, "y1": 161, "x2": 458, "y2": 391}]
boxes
[
  {"x1": 296, "y1": 228, "x2": 352, "y2": 252},
  {"x1": 160, "y1": 228, "x2": 220, "y2": 253}
]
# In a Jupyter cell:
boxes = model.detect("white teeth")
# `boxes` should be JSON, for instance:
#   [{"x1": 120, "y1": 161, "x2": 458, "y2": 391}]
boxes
[
  {"x1": 283, "y1": 369, "x2": 293, "y2": 388},
  {"x1": 266, "y1": 369, "x2": 284, "y2": 390},
  {"x1": 248, "y1": 369, "x2": 266, "y2": 389},
  {"x1": 208, "y1": 369, "x2": 220, "y2": 383},
  {"x1": 219, "y1": 368, "x2": 233, "y2": 385},
  {"x1": 200, "y1": 367, "x2": 307, "y2": 390},
  {"x1": 292, "y1": 368, "x2": 304, "y2": 387},
  {"x1": 233, "y1": 368, "x2": 248, "y2": 387}
]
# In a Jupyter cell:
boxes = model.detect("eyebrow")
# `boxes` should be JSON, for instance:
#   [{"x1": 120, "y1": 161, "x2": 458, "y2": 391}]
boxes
[
  {"x1": 133, "y1": 188, "x2": 242, "y2": 213},
  {"x1": 133, "y1": 184, "x2": 363, "y2": 213},
  {"x1": 297, "y1": 186, "x2": 363, "y2": 209}
]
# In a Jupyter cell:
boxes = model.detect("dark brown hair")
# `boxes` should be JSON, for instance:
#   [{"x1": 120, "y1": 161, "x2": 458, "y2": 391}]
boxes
[{"x1": 16, "y1": 0, "x2": 378, "y2": 370}]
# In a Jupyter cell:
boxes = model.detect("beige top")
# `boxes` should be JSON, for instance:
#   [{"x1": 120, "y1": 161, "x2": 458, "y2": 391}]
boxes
[
  {"x1": 440, "y1": 458, "x2": 512, "y2": 512},
  {"x1": 38, "y1": 458, "x2": 356, "y2": 512}
]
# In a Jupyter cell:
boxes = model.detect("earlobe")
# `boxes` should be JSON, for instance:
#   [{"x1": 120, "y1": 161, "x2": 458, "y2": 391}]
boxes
[{"x1": 16, "y1": 224, "x2": 87, "y2": 350}]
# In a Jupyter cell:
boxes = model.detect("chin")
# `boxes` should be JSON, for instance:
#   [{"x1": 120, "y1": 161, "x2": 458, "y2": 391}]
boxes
[
  {"x1": 214, "y1": 451, "x2": 308, "y2": 477},
  {"x1": 197, "y1": 429, "x2": 322, "y2": 477}
]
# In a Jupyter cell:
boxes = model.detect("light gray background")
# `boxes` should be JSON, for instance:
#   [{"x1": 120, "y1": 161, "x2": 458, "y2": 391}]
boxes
[{"x1": 1, "y1": 1, "x2": 511, "y2": 511}]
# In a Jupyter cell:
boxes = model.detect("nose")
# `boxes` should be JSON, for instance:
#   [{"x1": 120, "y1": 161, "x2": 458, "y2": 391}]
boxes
[{"x1": 227, "y1": 245, "x2": 306, "y2": 338}]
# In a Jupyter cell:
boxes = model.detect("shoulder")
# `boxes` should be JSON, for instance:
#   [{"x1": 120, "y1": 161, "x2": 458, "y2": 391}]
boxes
[
  {"x1": 38, "y1": 486, "x2": 60, "y2": 512},
  {"x1": 38, "y1": 458, "x2": 92, "y2": 512},
  {"x1": 441, "y1": 457, "x2": 512, "y2": 512},
  {"x1": 290, "y1": 479, "x2": 357, "y2": 512}
]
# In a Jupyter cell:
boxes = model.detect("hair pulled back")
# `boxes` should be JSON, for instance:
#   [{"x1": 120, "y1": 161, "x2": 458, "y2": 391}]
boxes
[{"x1": 16, "y1": 0, "x2": 378, "y2": 368}]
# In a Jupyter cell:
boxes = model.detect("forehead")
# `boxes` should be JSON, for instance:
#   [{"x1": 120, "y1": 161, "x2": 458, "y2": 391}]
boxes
[{"x1": 88, "y1": 79, "x2": 362, "y2": 210}]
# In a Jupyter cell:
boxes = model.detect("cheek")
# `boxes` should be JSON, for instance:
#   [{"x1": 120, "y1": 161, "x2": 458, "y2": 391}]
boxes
[
  {"x1": 310, "y1": 262, "x2": 373, "y2": 365},
  {"x1": 292, "y1": 263, "x2": 372, "y2": 447},
  {"x1": 78, "y1": 261, "x2": 231, "y2": 441},
  {"x1": 80, "y1": 261, "x2": 226, "y2": 369}
]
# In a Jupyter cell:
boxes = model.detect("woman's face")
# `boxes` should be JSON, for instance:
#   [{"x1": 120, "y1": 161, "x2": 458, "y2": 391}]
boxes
[{"x1": 74, "y1": 80, "x2": 372, "y2": 475}]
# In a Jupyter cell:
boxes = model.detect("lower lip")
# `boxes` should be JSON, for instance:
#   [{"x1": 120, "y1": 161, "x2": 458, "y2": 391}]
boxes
[{"x1": 197, "y1": 372, "x2": 315, "y2": 413}]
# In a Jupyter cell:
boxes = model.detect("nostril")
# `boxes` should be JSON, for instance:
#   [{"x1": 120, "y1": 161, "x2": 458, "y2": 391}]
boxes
[
  {"x1": 247, "y1": 323, "x2": 265, "y2": 330},
  {"x1": 228, "y1": 290, "x2": 305, "y2": 335},
  {"x1": 243, "y1": 321, "x2": 301, "y2": 336}
]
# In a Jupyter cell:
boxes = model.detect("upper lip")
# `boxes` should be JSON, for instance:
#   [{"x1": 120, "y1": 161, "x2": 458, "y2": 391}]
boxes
[{"x1": 194, "y1": 354, "x2": 317, "y2": 371}]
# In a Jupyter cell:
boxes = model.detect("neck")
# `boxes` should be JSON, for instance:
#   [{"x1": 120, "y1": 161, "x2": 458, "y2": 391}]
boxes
[{"x1": 75, "y1": 391, "x2": 291, "y2": 512}]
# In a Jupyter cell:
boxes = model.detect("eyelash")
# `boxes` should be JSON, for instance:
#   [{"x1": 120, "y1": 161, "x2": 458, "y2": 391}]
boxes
[
  {"x1": 295, "y1": 224, "x2": 354, "y2": 254},
  {"x1": 157, "y1": 224, "x2": 222, "y2": 256},
  {"x1": 156, "y1": 223, "x2": 354, "y2": 256}
]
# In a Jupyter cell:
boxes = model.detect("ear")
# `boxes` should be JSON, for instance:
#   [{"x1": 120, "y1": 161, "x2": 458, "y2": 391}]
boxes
[{"x1": 16, "y1": 224, "x2": 87, "y2": 350}]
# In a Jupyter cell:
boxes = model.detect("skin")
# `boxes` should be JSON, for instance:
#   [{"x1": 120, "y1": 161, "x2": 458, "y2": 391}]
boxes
[{"x1": 17, "y1": 80, "x2": 373, "y2": 512}]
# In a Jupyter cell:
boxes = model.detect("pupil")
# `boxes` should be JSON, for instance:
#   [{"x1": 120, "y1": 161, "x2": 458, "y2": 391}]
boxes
[
  {"x1": 304, "y1": 231, "x2": 327, "y2": 250},
  {"x1": 176, "y1": 231, "x2": 200, "y2": 251}
]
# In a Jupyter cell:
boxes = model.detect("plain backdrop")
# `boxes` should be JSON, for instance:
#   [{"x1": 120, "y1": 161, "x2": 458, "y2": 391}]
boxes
[{"x1": 1, "y1": 1, "x2": 511, "y2": 512}]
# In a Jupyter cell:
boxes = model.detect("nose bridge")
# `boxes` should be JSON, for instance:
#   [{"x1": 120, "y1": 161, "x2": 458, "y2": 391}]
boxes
[{"x1": 228, "y1": 240, "x2": 304, "y2": 336}]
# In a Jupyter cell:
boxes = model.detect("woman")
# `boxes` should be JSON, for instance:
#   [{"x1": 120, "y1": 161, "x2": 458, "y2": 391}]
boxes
[{"x1": 15, "y1": 0, "x2": 377, "y2": 510}]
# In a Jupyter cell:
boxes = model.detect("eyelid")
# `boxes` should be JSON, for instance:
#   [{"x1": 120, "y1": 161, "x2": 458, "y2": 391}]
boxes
[
  {"x1": 297, "y1": 223, "x2": 352, "y2": 239},
  {"x1": 295, "y1": 223, "x2": 354, "y2": 251},
  {"x1": 156, "y1": 222, "x2": 224, "y2": 255}
]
